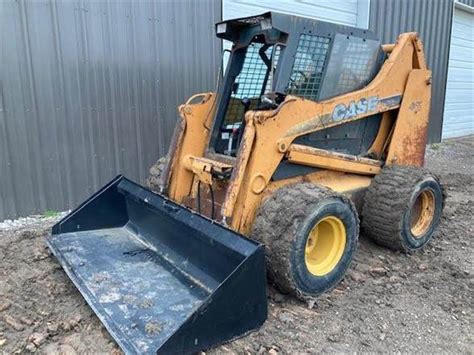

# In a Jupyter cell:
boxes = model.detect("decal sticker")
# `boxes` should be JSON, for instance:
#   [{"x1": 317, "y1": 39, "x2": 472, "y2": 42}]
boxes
[
  {"x1": 332, "y1": 96, "x2": 379, "y2": 122},
  {"x1": 380, "y1": 94, "x2": 402, "y2": 107}
]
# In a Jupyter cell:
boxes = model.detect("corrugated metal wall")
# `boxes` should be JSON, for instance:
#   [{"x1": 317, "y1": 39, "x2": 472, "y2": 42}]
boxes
[
  {"x1": 0, "y1": 0, "x2": 221, "y2": 220},
  {"x1": 369, "y1": 0, "x2": 454, "y2": 143}
]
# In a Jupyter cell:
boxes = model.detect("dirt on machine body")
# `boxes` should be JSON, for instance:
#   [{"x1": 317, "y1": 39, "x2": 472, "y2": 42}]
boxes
[{"x1": 47, "y1": 11, "x2": 444, "y2": 354}]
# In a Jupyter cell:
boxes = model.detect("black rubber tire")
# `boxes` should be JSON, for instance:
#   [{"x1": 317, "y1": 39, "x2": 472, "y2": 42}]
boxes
[
  {"x1": 251, "y1": 183, "x2": 359, "y2": 300},
  {"x1": 146, "y1": 156, "x2": 167, "y2": 192},
  {"x1": 361, "y1": 165, "x2": 445, "y2": 253}
]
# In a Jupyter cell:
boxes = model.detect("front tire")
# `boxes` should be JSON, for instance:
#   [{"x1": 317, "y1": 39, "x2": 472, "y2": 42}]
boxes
[{"x1": 252, "y1": 183, "x2": 359, "y2": 300}]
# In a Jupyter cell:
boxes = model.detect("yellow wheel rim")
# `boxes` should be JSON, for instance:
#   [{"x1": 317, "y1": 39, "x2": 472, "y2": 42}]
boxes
[
  {"x1": 410, "y1": 189, "x2": 436, "y2": 238},
  {"x1": 305, "y1": 216, "x2": 346, "y2": 276}
]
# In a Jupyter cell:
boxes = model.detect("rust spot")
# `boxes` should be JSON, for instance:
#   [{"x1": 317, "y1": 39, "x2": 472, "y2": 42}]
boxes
[
  {"x1": 396, "y1": 128, "x2": 427, "y2": 166},
  {"x1": 409, "y1": 101, "x2": 422, "y2": 113}
]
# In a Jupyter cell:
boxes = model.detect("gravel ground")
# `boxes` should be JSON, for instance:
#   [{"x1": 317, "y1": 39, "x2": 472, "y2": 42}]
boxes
[{"x1": 0, "y1": 137, "x2": 472, "y2": 354}]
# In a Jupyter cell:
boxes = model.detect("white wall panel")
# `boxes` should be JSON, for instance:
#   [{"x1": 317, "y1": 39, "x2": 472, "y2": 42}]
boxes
[
  {"x1": 223, "y1": 0, "x2": 370, "y2": 28},
  {"x1": 442, "y1": 4, "x2": 474, "y2": 139}
]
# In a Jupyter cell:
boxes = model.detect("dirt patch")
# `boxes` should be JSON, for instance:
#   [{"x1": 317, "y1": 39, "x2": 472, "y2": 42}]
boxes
[{"x1": 0, "y1": 137, "x2": 472, "y2": 353}]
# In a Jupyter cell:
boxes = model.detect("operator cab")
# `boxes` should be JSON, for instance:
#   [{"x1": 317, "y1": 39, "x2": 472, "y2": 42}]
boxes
[{"x1": 209, "y1": 12, "x2": 385, "y2": 158}]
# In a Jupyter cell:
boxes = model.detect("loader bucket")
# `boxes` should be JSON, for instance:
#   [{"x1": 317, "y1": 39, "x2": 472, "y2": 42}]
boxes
[{"x1": 47, "y1": 175, "x2": 267, "y2": 354}]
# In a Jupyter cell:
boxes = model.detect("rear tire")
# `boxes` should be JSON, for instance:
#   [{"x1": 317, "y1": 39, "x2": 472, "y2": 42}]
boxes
[
  {"x1": 146, "y1": 156, "x2": 167, "y2": 192},
  {"x1": 361, "y1": 165, "x2": 445, "y2": 252},
  {"x1": 252, "y1": 183, "x2": 359, "y2": 300}
]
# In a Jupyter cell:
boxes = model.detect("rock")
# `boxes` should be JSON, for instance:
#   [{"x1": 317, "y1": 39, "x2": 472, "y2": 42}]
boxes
[
  {"x1": 391, "y1": 264, "x2": 402, "y2": 271},
  {"x1": 3, "y1": 315, "x2": 25, "y2": 331},
  {"x1": 369, "y1": 267, "x2": 388, "y2": 276},
  {"x1": 20, "y1": 316, "x2": 34, "y2": 326},
  {"x1": 379, "y1": 332, "x2": 386, "y2": 341},
  {"x1": 389, "y1": 275, "x2": 403, "y2": 283},
  {"x1": 372, "y1": 279, "x2": 385, "y2": 286},
  {"x1": 58, "y1": 344, "x2": 77, "y2": 355},
  {"x1": 307, "y1": 299, "x2": 316, "y2": 309},
  {"x1": 47, "y1": 323, "x2": 59, "y2": 334},
  {"x1": 62, "y1": 314, "x2": 82, "y2": 331},
  {"x1": 278, "y1": 312, "x2": 292, "y2": 323},
  {"x1": 327, "y1": 325, "x2": 342, "y2": 343},
  {"x1": 348, "y1": 270, "x2": 365, "y2": 282},
  {"x1": 145, "y1": 321, "x2": 163, "y2": 334},
  {"x1": 0, "y1": 302, "x2": 11, "y2": 312},
  {"x1": 0, "y1": 339, "x2": 6, "y2": 347},
  {"x1": 25, "y1": 342, "x2": 36, "y2": 352},
  {"x1": 29, "y1": 332, "x2": 48, "y2": 347},
  {"x1": 273, "y1": 293, "x2": 285, "y2": 303},
  {"x1": 418, "y1": 263, "x2": 428, "y2": 271},
  {"x1": 268, "y1": 349, "x2": 278, "y2": 355}
]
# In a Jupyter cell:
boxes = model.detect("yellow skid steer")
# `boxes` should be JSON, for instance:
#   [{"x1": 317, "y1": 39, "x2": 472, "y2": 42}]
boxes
[{"x1": 48, "y1": 12, "x2": 444, "y2": 354}]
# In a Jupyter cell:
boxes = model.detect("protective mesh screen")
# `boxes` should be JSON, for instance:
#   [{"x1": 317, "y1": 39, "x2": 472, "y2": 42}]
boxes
[
  {"x1": 318, "y1": 34, "x2": 382, "y2": 100},
  {"x1": 264, "y1": 46, "x2": 281, "y2": 93},
  {"x1": 224, "y1": 44, "x2": 280, "y2": 125},
  {"x1": 286, "y1": 34, "x2": 331, "y2": 100},
  {"x1": 336, "y1": 41, "x2": 377, "y2": 93}
]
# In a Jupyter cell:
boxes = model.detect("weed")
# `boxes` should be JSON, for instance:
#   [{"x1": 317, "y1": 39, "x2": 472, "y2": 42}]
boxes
[
  {"x1": 430, "y1": 143, "x2": 442, "y2": 151},
  {"x1": 43, "y1": 210, "x2": 59, "y2": 218}
]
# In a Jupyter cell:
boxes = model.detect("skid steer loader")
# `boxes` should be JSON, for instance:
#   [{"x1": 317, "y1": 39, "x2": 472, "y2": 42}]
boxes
[{"x1": 47, "y1": 12, "x2": 444, "y2": 354}]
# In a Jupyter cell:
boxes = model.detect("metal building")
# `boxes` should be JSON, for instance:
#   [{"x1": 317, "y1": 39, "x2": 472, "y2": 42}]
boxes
[
  {"x1": 370, "y1": 0, "x2": 474, "y2": 141},
  {"x1": 1, "y1": 0, "x2": 221, "y2": 219},
  {"x1": 1, "y1": 0, "x2": 472, "y2": 220}
]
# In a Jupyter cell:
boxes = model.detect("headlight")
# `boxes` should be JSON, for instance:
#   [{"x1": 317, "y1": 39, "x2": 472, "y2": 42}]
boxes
[
  {"x1": 260, "y1": 18, "x2": 272, "y2": 30},
  {"x1": 217, "y1": 23, "x2": 227, "y2": 34}
]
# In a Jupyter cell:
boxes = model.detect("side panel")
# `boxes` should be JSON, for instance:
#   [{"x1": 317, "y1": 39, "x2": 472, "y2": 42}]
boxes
[{"x1": 386, "y1": 69, "x2": 432, "y2": 166}]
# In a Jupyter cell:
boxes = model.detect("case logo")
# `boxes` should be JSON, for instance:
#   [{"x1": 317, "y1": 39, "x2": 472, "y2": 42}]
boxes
[{"x1": 332, "y1": 96, "x2": 379, "y2": 122}]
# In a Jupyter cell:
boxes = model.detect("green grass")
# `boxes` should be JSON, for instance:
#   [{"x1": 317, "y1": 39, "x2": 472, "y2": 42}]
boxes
[
  {"x1": 430, "y1": 143, "x2": 442, "y2": 151},
  {"x1": 43, "y1": 210, "x2": 59, "y2": 218}
]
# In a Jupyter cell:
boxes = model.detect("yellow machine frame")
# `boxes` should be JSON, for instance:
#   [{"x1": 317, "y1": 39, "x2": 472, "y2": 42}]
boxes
[{"x1": 161, "y1": 33, "x2": 431, "y2": 235}]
